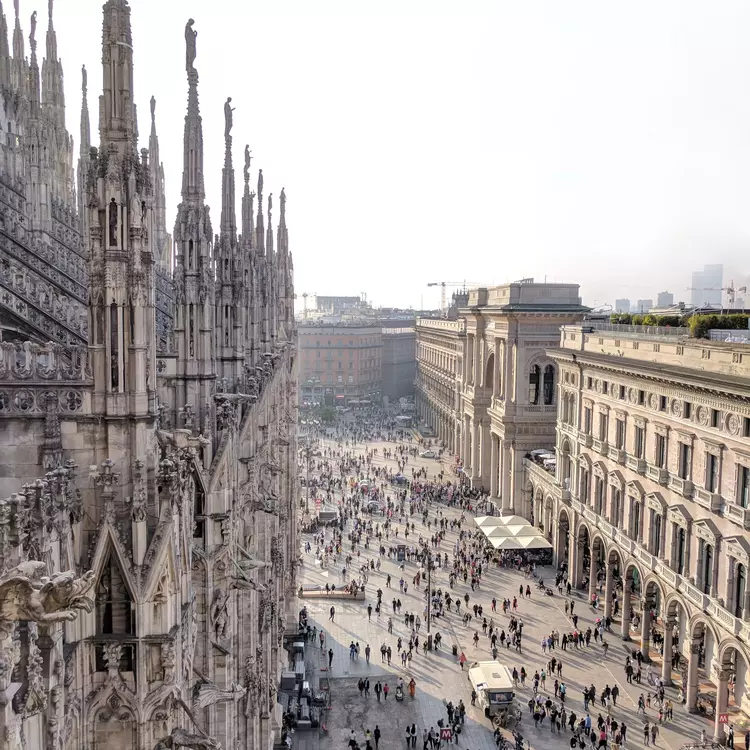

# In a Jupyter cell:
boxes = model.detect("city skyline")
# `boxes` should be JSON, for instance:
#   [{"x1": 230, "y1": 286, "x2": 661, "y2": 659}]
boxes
[{"x1": 49, "y1": 0, "x2": 750, "y2": 310}]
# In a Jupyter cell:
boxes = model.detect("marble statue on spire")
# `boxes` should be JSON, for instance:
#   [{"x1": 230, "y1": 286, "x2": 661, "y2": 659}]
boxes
[
  {"x1": 13, "y1": 0, "x2": 18, "y2": 20},
  {"x1": 29, "y1": 10, "x2": 36, "y2": 46},
  {"x1": 280, "y1": 188, "x2": 286, "y2": 218},
  {"x1": 150, "y1": 95, "x2": 156, "y2": 124},
  {"x1": 244, "y1": 145, "x2": 251, "y2": 183},
  {"x1": 48, "y1": 0, "x2": 53, "y2": 21},
  {"x1": 224, "y1": 97, "x2": 234, "y2": 139},
  {"x1": 81, "y1": 63, "x2": 87, "y2": 94},
  {"x1": 185, "y1": 18, "x2": 196, "y2": 71},
  {"x1": 257, "y1": 169, "x2": 263, "y2": 203}
]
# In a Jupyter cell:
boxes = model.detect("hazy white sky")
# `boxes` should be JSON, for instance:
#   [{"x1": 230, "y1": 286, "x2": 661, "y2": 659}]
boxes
[{"x1": 48, "y1": 0, "x2": 750, "y2": 309}]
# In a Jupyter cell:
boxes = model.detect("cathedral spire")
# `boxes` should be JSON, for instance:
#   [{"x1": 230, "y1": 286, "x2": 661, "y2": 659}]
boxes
[
  {"x1": 79, "y1": 65, "x2": 90, "y2": 155},
  {"x1": 241, "y1": 144, "x2": 254, "y2": 246},
  {"x1": 0, "y1": 1, "x2": 9, "y2": 59},
  {"x1": 277, "y1": 188, "x2": 288, "y2": 256},
  {"x1": 255, "y1": 168, "x2": 265, "y2": 256},
  {"x1": 219, "y1": 96, "x2": 236, "y2": 243},
  {"x1": 12, "y1": 0, "x2": 23, "y2": 61},
  {"x1": 42, "y1": 0, "x2": 65, "y2": 127},
  {"x1": 150, "y1": 96, "x2": 170, "y2": 271},
  {"x1": 181, "y1": 18, "x2": 204, "y2": 202},
  {"x1": 28, "y1": 11, "x2": 40, "y2": 114},
  {"x1": 99, "y1": 0, "x2": 136, "y2": 146}
]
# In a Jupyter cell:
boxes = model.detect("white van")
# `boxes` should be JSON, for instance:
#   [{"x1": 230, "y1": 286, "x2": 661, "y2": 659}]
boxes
[{"x1": 467, "y1": 661, "x2": 515, "y2": 718}]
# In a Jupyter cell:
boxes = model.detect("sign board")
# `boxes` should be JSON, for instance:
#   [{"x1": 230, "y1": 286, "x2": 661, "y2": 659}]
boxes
[
  {"x1": 397, "y1": 544, "x2": 406, "y2": 562},
  {"x1": 719, "y1": 714, "x2": 729, "y2": 724}
]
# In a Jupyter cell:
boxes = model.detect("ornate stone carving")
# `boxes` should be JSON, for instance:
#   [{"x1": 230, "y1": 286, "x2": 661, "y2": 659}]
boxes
[
  {"x1": 0, "y1": 562, "x2": 96, "y2": 637},
  {"x1": 210, "y1": 588, "x2": 229, "y2": 641},
  {"x1": 192, "y1": 681, "x2": 246, "y2": 710},
  {"x1": 154, "y1": 727, "x2": 220, "y2": 750}
]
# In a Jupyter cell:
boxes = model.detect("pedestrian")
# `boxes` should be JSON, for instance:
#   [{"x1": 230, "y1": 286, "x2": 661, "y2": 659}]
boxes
[
  {"x1": 374, "y1": 725, "x2": 381, "y2": 749},
  {"x1": 365, "y1": 644, "x2": 371, "y2": 664},
  {"x1": 330, "y1": 605, "x2": 335, "y2": 621},
  {"x1": 383, "y1": 683, "x2": 390, "y2": 701},
  {"x1": 328, "y1": 648, "x2": 334, "y2": 668}
]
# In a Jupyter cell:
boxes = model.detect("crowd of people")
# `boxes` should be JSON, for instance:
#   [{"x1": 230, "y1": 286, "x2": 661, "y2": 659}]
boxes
[{"x1": 298, "y1": 406, "x2": 728, "y2": 750}]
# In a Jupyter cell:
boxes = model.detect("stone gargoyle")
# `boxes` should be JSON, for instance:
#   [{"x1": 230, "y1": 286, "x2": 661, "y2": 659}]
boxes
[
  {"x1": 0, "y1": 561, "x2": 96, "y2": 637},
  {"x1": 154, "y1": 728, "x2": 220, "y2": 750}
]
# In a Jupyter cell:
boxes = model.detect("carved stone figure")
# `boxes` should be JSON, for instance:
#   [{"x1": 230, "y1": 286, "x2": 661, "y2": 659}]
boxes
[
  {"x1": 154, "y1": 727, "x2": 220, "y2": 750},
  {"x1": 280, "y1": 187, "x2": 286, "y2": 217},
  {"x1": 0, "y1": 564, "x2": 96, "y2": 636},
  {"x1": 193, "y1": 681, "x2": 246, "y2": 710},
  {"x1": 29, "y1": 10, "x2": 36, "y2": 47},
  {"x1": 109, "y1": 197, "x2": 118, "y2": 246},
  {"x1": 185, "y1": 18, "x2": 197, "y2": 71},
  {"x1": 244, "y1": 145, "x2": 251, "y2": 184},
  {"x1": 210, "y1": 588, "x2": 229, "y2": 640},
  {"x1": 224, "y1": 97, "x2": 234, "y2": 139}
]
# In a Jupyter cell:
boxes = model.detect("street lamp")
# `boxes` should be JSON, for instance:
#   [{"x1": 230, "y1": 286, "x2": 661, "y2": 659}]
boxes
[{"x1": 424, "y1": 547, "x2": 434, "y2": 651}]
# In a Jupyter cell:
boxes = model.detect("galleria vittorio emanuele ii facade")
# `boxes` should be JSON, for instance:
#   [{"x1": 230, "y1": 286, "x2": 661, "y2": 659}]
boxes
[{"x1": 0, "y1": 2, "x2": 298, "y2": 749}]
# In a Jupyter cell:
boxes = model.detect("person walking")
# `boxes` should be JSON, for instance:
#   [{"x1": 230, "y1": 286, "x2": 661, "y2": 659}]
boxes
[
  {"x1": 330, "y1": 605, "x2": 336, "y2": 621},
  {"x1": 328, "y1": 648, "x2": 334, "y2": 668},
  {"x1": 374, "y1": 725, "x2": 381, "y2": 749}
]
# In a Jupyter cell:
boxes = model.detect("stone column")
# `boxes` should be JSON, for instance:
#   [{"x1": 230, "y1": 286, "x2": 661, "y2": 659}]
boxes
[
  {"x1": 686, "y1": 640, "x2": 701, "y2": 712},
  {"x1": 640, "y1": 600, "x2": 652, "y2": 662},
  {"x1": 490, "y1": 434, "x2": 499, "y2": 499},
  {"x1": 471, "y1": 419, "x2": 480, "y2": 482},
  {"x1": 501, "y1": 442, "x2": 512, "y2": 511},
  {"x1": 661, "y1": 619, "x2": 675, "y2": 686},
  {"x1": 568, "y1": 528, "x2": 579, "y2": 588},
  {"x1": 604, "y1": 562, "x2": 614, "y2": 619},
  {"x1": 463, "y1": 416, "x2": 471, "y2": 469},
  {"x1": 621, "y1": 585, "x2": 632, "y2": 641},
  {"x1": 713, "y1": 669, "x2": 731, "y2": 743},
  {"x1": 493, "y1": 338, "x2": 501, "y2": 397},
  {"x1": 481, "y1": 423, "x2": 492, "y2": 490},
  {"x1": 588, "y1": 547, "x2": 597, "y2": 603}
]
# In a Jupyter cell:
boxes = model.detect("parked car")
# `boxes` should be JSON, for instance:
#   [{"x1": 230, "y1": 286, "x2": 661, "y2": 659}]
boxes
[{"x1": 419, "y1": 449, "x2": 438, "y2": 458}]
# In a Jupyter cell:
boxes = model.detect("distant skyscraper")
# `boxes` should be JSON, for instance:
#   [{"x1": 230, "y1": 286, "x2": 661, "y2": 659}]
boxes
[
  {"x1": 657, "y1": 291, "x2": 674, "y2": 308},
  {"x1": 690, "y1": 264, "x2": 723, "y2": 307},
  {"x1": 615, "y1": 298, "x2": 630, "y2": 313},
  {"x1": 636, "y1": 299, "x2": 654, "y2": 313}
]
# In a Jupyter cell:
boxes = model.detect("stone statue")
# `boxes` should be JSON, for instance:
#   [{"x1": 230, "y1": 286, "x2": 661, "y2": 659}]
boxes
[
  {"x1": 0, "y1": 562, "x2": 96, "y2": 637},
  {"x1": 193, "y1": 681, "x2": 247, "y2": 710},
  {"x1": 150, "y1": 95, "x2": 156, "y2": 124},
  {"x1": 185, "y1": 18, "x2": 197, "y2": 71},
  {"x1": 209, "y1": 588, "x2": 229, "y2": 640},
  {"x1": 154, "y1": 727, "x2": 220, "y2": 750},
  {"x1": 280, "y1": 188, "x2": 286, "y2": 218},
  {"x1": 29, "y1": 10, "x2": 36, "y2": 47},
  {"x1": 81, "y1": 65, "x2": 87, "y2": 96},
  {"x1": 13, "y1": 0, "x2": 18, "y2": 21},
  {"x1": 109, "y1": 197, "x2": 118, "y2": 246},
  {"x1": 243, "y1": 145, "x2": 251, "y2": 183},
  {"x1": 224, "y1": 97, "x2": 234, "y2": 139},
  {"x1": 257, "y1": 169, "x2": 263, "y2": 202}
]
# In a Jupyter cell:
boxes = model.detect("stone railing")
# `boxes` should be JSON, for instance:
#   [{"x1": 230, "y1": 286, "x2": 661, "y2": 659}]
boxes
[{"x1": 0, "y1": 342, "x2": 89, "y2": 381}]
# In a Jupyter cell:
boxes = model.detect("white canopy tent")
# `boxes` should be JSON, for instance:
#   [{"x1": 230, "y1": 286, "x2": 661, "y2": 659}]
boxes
[
  {"x1": 518, "y1": 536, "x2": 553, "y2": 549},
  {"x1": 489, "y1": 536, "x2": 527, "y2": 550}
]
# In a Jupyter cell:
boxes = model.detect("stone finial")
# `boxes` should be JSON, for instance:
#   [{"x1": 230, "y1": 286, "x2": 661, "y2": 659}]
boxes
[
  {"x1": 244, "y1": 144, "x2": 251, "y2": 185},
  {"x1": 280, "y1": 188, "x2": 286, "y2": 219},
  {"x1": 150, "y1": 95, "x2": 155, "y2": 123},
  {"x1": 13, "y1": 0, "x2": 18, "y2": 19},
  {"x1": 48, "y1": 0, "x2": 53, "y2": 24},
  {"x1": 81, "y1": 64, "x2": 86, "y2": 95}
]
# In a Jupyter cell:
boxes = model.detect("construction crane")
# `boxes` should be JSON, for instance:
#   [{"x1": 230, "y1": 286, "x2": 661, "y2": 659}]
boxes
[
  {"x1": 686, "y1": 280, "x2": 747, "y2": 308},
  {"x1": 427, "y1": 281, "x2": 486, "y2": 312}
]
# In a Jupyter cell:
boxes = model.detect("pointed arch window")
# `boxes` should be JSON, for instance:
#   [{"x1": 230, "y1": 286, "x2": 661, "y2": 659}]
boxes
[{"x1": 529, "y1": 365, "x2": 540, "y2": 405}]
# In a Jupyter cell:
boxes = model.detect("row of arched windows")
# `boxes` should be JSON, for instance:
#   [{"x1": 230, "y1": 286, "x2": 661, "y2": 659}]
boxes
[{"x1": 529, "y1": 364, "x2": 555, "y2": 405}]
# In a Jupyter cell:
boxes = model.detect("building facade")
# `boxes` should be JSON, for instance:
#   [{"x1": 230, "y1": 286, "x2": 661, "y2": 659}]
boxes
[
  {"x1": 298, "y1": 322, "x2": 382, "y2": 405},
  {"x1": 458, "y1": 281, "x2": 588, "y2": 509},
  {"x1": 524, "y1": 323, "x2": 750, "y2": 741},
  {"x1": 0, "y1": 5, "x2": 297, "y2": 750},
  {"x1": 415, "y1": 318, "x2": 465, "y2": 450},
  {"x1": 691, "y1": 264, "x2": 724, "y2": 307},
  {"x1": 615, "y1": 299, "x2": 631, "y2": 314},
  {"x1": 657, "y1": 291, "x2": 675, "y2": 308},
  {"x1": 381, "y1": 326, "x2": 416, "y2": 402}
]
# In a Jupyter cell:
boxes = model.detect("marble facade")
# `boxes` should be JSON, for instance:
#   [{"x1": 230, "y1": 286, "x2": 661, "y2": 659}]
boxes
[{"x1": 0, "y1": 3, "x2": 298, "y2": 750}]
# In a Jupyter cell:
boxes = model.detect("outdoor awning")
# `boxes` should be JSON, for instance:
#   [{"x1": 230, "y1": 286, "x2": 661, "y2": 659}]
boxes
[
  {"x1": 474, "y1": 516, "x2": 498, "y2": 527},
  {"x1": 489, "y1": 537, "x2": 526, "y2": 550},
  {"x1": 518, "y1": 536, "x2": 553, "y2": 549},
  {"x1": 500, "y1": 525, "x2": 542, "y2": 538},
  {"x1": 491, "y1": 514, "x2": 531, "y2": 527}
]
